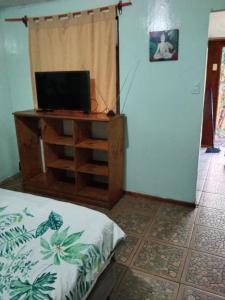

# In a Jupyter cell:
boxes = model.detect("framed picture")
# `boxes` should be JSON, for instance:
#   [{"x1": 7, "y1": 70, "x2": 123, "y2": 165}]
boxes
[{"x1": 149, "y1": 29, "x2": 179, "y2": 62}]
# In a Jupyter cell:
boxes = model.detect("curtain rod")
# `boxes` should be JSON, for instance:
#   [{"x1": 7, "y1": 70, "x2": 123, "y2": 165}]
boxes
[{"x1": 4, "y1": 1, "x2": 132, "y2": 27}]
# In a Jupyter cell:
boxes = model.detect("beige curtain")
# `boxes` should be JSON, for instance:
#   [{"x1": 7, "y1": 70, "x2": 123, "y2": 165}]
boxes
[{"x1": 29, "y1": 6, "x2": 117, "y2": 113}]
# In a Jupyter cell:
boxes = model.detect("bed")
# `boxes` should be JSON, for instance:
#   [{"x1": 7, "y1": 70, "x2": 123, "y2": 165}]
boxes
[{"x1": 0, "y1": 188, "x2": 125, "y2": 300}]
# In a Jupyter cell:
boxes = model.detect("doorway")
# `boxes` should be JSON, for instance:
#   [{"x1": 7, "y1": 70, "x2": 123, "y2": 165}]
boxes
[
  {"x1": 201, "y1": 39, "x2": 225, "y2": 148},
  {"x1": 197, "y1": 11, "x2": 225, "y2": 205},
  {"x1": 215, "y1": 47, "x2": 225, "y2": 147}
]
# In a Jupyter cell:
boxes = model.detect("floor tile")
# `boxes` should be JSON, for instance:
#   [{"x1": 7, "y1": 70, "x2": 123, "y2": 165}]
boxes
[
  {"x1": 196, "y1": 191, "x2": 202, "y2": 205},
  {"x1": 197, "y1": 169, "x2": 208, "y2": 181},
  {"x1": 197, "y1": 155, "x2": 211, "y2": 167},
  {"x1": 203, "y1": 178, "x2": 225, "y2": 194},
  {"x1": 182, "y1": 250, "x2": 225, "y2": 297},
  {"x1": 198, "y1": 166, "x2": 208, "y2": 175},
  {"x1": 2, "y1": 185, "x2": 24, "y2": 192},
  {"x1": 83, "y1": 204, "x2": 111, "y2": 217},
  {"x1": 132, "y1": 239, "x2": 187, "y2": 281},
  {"x1": 113, "y1": 269, "x2": 179, "y2": 300},
  {"x1": 0, "y1": 174, "x2": 23, "y2": 190},
  {"x1": 112, "y1": 262, "x2": 127, "y2": 289},
  {"x1": 206, "y1": 168, "x2": 225, "y2": 180},
  {"x1": 207, "y1": 159, "x2": 225, "y2": 171},
  {"x1": 200, "y1": 192, "x2": 225, "y2": 210},
  {"x1": 197, "y1": 178, "x2": 206, "y2": 192},
  {"x1": 115, "y1": 235, "x2": 141, "y2": 265},
  {"x1": 148, "y1": 218, "x2": 193, "y2": 247},
  {"x1": 177, "y1": 284, "x2": 225, "y2": 300},
  {"x1": 199, "y1": 147, "x2": 207, "y2": 154},
  {"x1": 0, "y1": 181, "x2": 24, "y2": 192},
  {"x1": 114, "y1": 262, "x2": 127, "y2": 277},
  {"x1": 206, "y1": 165, "x2": 225, "y2": 177},
  {"x1": 111, "y1": 210, "x2": 153, "y2": 236},
  {"x1": 110, "y1": 263, "x2": 128, "y2": 298},
  {"x1": 190, "y1": 225, "x2": 225, "y2": 257},
  {"x1": 113, "y1": 195, "x2": 160, "y2": 216},
  {"x1": 196, "y1": 206, "x2": 225, "y2": 229},
  {"x1": 155, "y1": 204, "x2": 196, "y2": 225}
]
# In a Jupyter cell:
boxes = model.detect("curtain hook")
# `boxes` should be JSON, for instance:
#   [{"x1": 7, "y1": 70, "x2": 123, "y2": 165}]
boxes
[
  {"x1": 22, "y1": 15, "x2": 28, "y2": 27},
  {"x1": 118, "y1": 1, "x2": 123, "y2": 15}
]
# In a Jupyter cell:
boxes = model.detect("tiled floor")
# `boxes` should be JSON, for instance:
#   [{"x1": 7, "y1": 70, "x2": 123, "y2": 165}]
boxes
[{"x1": 1, "y1": 148, "x2": 225, "y2": 299}]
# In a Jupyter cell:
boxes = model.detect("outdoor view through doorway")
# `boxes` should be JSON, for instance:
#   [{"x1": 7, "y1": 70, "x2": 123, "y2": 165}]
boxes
[{"x1": 215, "y1": 47, "x2": 225, "y2": 147}]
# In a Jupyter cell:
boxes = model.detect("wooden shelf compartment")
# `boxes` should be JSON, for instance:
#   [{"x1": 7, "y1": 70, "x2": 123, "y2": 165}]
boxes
[
  {"x1": 44, "y1": 144, "x2": 75, "y2": 172},
  {"x1": 91, "y1": 122, "x2": 108, "y2": 140},
  {"x1": 47, "y1": 169, "x2": 76, "y2": 194},
  {"x1": 48, "y1": 168, "x2": 75, "y2": 181},
  {"x1": 78, "y1": 185, "x2": 108, "y2": 202},
  {"x1": 50, "y1": 180, "x2": 76, "y2": 195},
  {"x1": 43, "y1": 118, "x2": 74, "y2": 146},
  {"x1": 23, "y1": 172, "x2": 75, "y2": 196},
  {"x1": 75, "y1": 138, "x2": 108, "y2": 151},
  {"x1": 74, "y1": 120, "x2": 108, "y2": 151},
  {"x1": 14, "y1": 116, "x2": 43, "y2": 181},
  {"x1": 76, "y1": 174, "x2": 109, "y2": 202},
  {"x1": 77, "y1": 161, "x2": 108, "y2": 176},
  {"x1": 45, "y1": 135, "x2": 74, "y2": 146},
  {"x1": 75, "y1": 148, "x2": 108, "y2": 176},
  {"x1": 47, "y1": 158, "x2": 75, "y2": 172}
]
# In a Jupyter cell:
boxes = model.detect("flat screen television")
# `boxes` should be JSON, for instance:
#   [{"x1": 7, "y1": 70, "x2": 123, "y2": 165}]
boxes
[{"x1": 35, "y1": 71, "x2": 91, "y2": 112}]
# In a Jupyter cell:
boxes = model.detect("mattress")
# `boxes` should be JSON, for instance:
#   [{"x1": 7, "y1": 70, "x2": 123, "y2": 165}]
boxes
[{"x1": 0, "y1": 188, "x2": 125, "y2": 300}]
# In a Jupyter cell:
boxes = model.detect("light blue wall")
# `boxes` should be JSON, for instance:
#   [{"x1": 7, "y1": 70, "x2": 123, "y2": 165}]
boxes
[
  {"x1": 1, "y1": 0, "x2": 225, "y2": 201},
  {"x1": 0, "y1": 13, "x2": 19, "y2": 181}
]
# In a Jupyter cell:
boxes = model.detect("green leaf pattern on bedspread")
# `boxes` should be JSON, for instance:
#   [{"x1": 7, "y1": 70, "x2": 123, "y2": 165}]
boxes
[
  {"x1": 0, "y1": 206, "x2": 106, "y2": 300},
  {"x1": 10, "y1": 272, "x2": 57, "y2": 300}
]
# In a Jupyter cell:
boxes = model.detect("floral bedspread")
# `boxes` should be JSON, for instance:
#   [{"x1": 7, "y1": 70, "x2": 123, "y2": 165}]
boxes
[{"x1": 0, "y1": 188, "x2": 125, "y2": 300}]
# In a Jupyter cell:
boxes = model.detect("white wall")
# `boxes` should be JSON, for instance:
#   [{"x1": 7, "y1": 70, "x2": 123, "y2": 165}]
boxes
[{"x1": 209, "y1": 11, "x2": 225, "y2": 38}]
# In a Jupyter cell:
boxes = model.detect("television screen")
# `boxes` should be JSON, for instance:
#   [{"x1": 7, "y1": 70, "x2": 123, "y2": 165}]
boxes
[{"x1": 35, "y1": 71, "x2": 90, "y2": 112}]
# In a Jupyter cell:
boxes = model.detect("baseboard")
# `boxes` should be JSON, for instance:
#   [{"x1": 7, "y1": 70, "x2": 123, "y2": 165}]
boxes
[
  {"x1": 125, "y1": 191, "x2": 196, "y2": 208},
  {"x1": 1, "y1": 174, "x2": 196, "y2": 209}
]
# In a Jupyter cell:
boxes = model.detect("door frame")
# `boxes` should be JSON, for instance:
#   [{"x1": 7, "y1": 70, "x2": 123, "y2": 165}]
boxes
[{"x1": 201, "y1": 38, "x2": 225, "y2": 147}]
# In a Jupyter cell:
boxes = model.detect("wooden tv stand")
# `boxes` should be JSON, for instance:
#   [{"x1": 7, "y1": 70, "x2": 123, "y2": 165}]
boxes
[{"x1": 13, "y1": 110, "x2": 125, "y2": 208}]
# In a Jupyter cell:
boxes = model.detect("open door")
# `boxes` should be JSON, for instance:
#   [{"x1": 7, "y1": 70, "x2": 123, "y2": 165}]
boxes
[{"x1": 201, "y1": 39, "x2": 225, "y2": 147}]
